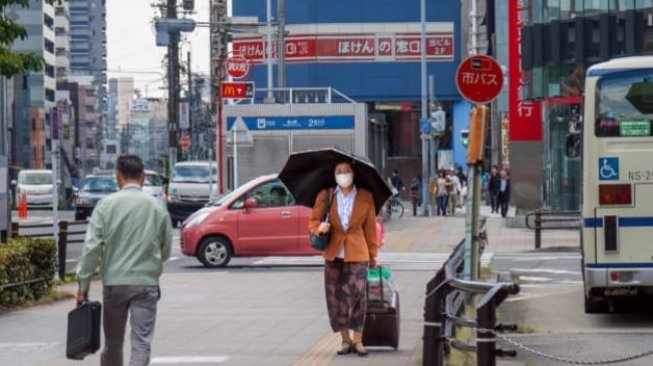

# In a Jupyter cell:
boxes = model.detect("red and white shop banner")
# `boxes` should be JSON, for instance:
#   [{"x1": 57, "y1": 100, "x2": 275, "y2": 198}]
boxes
[
  {"x1": 233, "y1": 33, "x2": 454, "y2": 63},
  {"x1": 508, "y1": 1, "x2": 542, "y2": 141}
]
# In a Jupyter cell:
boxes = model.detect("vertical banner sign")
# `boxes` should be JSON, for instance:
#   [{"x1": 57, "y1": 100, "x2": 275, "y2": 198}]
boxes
[
  {"x1": 52, "y1": 107, "x2": 59, "y2": 140},
  {"x1": 179, "y1": 102, "x2": 189, "y2": 130},
  {"x1": 508, "y1": 1, "x2": 542, "y2": 141}
]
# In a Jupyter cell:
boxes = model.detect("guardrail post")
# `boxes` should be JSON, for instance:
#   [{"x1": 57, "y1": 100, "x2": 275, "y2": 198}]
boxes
[
  {"x1": 423, "y1": 271, "x2": 446, "y2": 366},
  {"x1": 57, "y1": 220, "x2": 68, "y2": 279},
  {"x1": 476, "y1": 296, "x2": 497, "y2": 366},
  {"x1": 534, "y1": 209, "x2": 542, "y2": 249},
  {"x1": 11, "y1": 221, "x2": 19, "y2": 238}
]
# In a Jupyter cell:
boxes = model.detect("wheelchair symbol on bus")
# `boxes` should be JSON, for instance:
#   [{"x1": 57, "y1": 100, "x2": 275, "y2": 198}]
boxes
[{"x1": 599, "y1": 157, "x2": 619, "y2": 181}]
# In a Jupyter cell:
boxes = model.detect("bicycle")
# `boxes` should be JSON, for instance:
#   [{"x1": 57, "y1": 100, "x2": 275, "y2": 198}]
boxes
[{"x1": 385, "y1": 195, "x2": 405, "y2": 220}]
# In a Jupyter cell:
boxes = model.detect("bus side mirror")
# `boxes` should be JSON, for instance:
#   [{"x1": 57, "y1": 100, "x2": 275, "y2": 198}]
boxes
[{"x1": 565, "y1": 134, "x2": 581, "y2": 158}]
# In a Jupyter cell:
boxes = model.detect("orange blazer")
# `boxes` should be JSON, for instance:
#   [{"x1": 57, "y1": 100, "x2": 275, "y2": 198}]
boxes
[{"x1": 309, "y1": 188, "x2": 378, "y2": 262}]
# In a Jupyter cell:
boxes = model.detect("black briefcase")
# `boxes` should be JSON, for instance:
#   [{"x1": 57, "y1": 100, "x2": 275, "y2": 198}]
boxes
[{"x1": 66, "y1": 301, "x2": 102, "y2": 360}]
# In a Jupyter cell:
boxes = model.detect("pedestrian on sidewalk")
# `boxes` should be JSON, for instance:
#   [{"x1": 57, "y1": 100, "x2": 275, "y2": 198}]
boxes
[
  {"x1": 76, "y1": 155, "x2": 173, "y2": 366},
  {"x1": 498, "y1": 168, "x2": 511, "y2": 218},
  {"x1": 309, "y1": 159, "x2": 378, "y2": 357},
  {"x1": 447, "y1": 169, "x2": 461, "y2": 215},
  {"x1": 428, "y1": 175, "x2": 438, "y2": 216},
  {"x1": 436, "y1": 170, "x2": 449, "y2": 216},
  {"x1": 488, "y1": 165, "x2": 501, "y2": 214},
  {"x1": 410, "y1": 175, "x2": 422, "y2": 216},
  {"x1": 481, "y1": 170, "x2": 490, "y2": 205}
]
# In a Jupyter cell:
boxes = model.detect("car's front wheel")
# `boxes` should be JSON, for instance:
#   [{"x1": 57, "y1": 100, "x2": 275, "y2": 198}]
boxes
[{"x1": 197, "y1": 236, "x2": 232, "y2": 268}]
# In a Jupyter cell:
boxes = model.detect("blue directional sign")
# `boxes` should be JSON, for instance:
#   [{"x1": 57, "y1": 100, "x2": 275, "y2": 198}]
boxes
[
  {"x1": 226, "y1": 116, "x2": 355, "y2": 131},
  {"x1": 420, "y1": 118, "x2": 431, "y2": 134}
]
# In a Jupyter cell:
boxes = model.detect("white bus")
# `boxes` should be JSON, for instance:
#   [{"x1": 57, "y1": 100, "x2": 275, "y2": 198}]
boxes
[{"x1": 580, "y1": 56, "x2": 653, "y2": 313}]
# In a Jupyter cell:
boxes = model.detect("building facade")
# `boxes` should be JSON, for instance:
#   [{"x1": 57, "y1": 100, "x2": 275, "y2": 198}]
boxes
[
  {"x1": 58, "y1": 75, "x2": 99, "y2": 176},
  {"x1": 506, "y1": 1, "x2": 653, "y2": 210},
  {"x1": 123, "y1": 98, "x2": 168, "y2": 172},
  {"x1": 8, "y1": 0, "x2": 57, "y2": 170},
  {"x1": 68, "y1": 0, "x2": 107, "y2": 164},
  {"x1": 54, "y1": 2, "x2": 71, "y2": 81},
  {"x1": 233, "y1": 0, "x2": 470, "y2": 183}
]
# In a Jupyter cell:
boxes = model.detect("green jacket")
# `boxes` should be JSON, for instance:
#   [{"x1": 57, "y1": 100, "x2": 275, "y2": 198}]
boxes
[{"x1": 77, "y1": 183, "x2": 173, "y2": 292}]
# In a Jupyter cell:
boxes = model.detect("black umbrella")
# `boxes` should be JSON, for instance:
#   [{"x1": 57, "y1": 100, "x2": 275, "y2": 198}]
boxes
[{"x1": 278, "y1": 148, "x2": 392, "y2": 214}]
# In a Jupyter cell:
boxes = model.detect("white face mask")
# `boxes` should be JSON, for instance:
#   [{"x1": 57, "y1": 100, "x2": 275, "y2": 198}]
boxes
[{"x1": 335, "y1": 173, "x2": 353, "y2": 188}]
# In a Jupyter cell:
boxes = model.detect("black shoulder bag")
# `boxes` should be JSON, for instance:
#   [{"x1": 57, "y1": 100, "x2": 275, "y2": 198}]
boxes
[{"x1": 310, "y1": 189, "x2": 333, "y2": 251}]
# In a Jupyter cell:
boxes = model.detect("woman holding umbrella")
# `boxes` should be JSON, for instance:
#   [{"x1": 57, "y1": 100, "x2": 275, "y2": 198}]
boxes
[
  {"x1": 279, "y1": 148, "x2": 392, "y2": 357},
  {"x1": 309, "y1": 159, "x2": 378, "y2": 357}
]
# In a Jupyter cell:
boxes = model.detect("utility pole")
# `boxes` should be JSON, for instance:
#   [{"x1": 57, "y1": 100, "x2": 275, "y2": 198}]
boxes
[
  {"x1": 167, "y1": 0, "x2": 180, "y2": 176},
  {"x1": 420, "y1": 0, "x2": 429, "y2": 216},
  {"x1": 429, "y1": 75, "x2": 437, "y2": 179},
  {"x1": 211, "y1": 0, "x2": 228, "y2": 194},
  {"x1": 266, "y1": 0, "x2": 274, "y2": 99},
  {"x1": 277, "y1": 0, "x2": 286, "y2": 101},
  {"x1": 187, "y1": 50, "x2": 192, "y2": 160}
]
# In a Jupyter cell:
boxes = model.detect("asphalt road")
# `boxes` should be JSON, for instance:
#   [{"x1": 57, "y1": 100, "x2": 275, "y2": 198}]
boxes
[{"x1": 493, "y1": 251, "x2": 653, "y2": 366}]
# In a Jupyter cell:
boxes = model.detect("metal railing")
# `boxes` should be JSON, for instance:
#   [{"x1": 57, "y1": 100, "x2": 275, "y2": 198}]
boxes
[
  {"x1": 422, "y1": 224, "x2": 521, "y2": 366},
  {"x1": 11, "y1": 219, "x2": 88, "y2": 279},
  {"x1": 525, "y1": 210, "x2": 581, "y2": 249}
]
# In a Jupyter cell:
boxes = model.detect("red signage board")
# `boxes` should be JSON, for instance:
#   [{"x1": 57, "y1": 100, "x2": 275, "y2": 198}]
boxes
[
  {"x1": 220, "y1": 82, "x2": 254, "y2": 99},
  {"x1": 226, "y1": 56, "x2": 249, "y2": 79},
  {"x1": 232, "y1": 33, "x2": 454, "y2": 63},
  {"x1": 508, "y1": 1, "x2": 542, "y2": 141},
  {"x1": 179, "y1": 135, "x2": 191, "y2": 150},
  {"x1": 455, "y1": 55, "x2": 504, "y2": 104}
]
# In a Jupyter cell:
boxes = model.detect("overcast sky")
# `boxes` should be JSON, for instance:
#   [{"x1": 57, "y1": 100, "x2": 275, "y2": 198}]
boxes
[{"x1": 106, "y1": 0, "x2": 212, "y2": 98}]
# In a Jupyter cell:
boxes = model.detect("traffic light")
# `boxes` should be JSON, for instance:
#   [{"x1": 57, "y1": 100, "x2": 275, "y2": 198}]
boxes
[
  {"x1": 467, "y1": 105, "x2": 490, "y2": 164},
  {"x1": 460, "y1": 129, "x2": 470, "y2": 148}
]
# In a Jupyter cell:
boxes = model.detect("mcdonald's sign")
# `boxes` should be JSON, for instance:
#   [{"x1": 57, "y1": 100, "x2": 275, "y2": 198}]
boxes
[{"x1": 220, "y1": 82, "x2": 255, "y2": 99}]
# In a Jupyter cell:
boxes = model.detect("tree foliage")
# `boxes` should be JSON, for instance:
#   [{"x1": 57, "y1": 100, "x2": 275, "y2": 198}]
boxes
[{"x1": 0, "y1": 0, "x2": 60, "y2": 77}]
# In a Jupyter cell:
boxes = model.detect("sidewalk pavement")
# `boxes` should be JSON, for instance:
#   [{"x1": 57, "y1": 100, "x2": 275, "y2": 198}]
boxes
[{"x1": 0, "y1": 209, "x2": 577, "y2": 366}]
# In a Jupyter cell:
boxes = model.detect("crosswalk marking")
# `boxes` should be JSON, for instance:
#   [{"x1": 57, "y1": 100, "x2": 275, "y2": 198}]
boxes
[{"x1": 252, "y1": 252, "x2": 494, "y2": 271}]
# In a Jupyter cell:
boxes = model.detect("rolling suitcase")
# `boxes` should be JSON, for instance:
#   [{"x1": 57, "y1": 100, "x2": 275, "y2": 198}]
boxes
[
  {"x1": 66, "y1": 301, "x2": 102, "y2": 360},
  {"x1": 363, "y1": 267, "x2": 400, "y2": 349}
]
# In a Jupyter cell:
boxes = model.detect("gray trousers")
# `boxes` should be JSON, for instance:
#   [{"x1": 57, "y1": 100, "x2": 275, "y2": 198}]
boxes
[{"x1": 102, "y1": 286, "x2": 160, "y2": 366}]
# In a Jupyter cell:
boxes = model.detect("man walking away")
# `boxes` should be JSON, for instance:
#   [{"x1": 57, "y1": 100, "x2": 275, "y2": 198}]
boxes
[
  {"x1": 76, "y1": 155, "x2": 173, "y2": 366},
  {"x1": 488, "y1": 165, "x2": 501, "y2": 214},
  {"x1": 410, "y1": 175, "x2": 422, "y2": 216},
  {"x1": 497, "y1": 168, "x2": 511, "y2": 218}
]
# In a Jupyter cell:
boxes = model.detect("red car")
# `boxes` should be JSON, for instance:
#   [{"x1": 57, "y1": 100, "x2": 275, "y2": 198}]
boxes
[{"x1": 180, "y1": 174, "x2": 385, "y2": 268}]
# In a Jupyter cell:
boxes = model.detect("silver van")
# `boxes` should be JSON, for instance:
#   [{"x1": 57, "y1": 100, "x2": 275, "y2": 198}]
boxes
[{"x1": 167, "y1": 161, "x2": 218, "y2": 226}]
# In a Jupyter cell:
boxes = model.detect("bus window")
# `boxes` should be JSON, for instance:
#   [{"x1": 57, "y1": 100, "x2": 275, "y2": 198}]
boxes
[{"x1": 596, "y1": 73, "x2": 653, "y2": 137}]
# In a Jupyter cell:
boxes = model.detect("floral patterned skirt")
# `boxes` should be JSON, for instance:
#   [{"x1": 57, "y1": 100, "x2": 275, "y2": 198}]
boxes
[{"x1": 324, "y1": 259, "x2": 368, "y2": 333}]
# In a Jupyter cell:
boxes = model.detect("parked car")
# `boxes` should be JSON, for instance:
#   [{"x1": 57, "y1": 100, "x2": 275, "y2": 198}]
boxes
[
  {"x1": 167, "y1": 161, "x2": 218, "y2": 226},
  {"x1": 75, "y1": 175, "x2": 118, "y2": 221},
  {"x1": 143, "y1": 170, "x2": 166, "y2": 205},
  {"x1": 12, "y1": 169, "x2": 56, "y2": 209},
  {"x1": 180, "y1": 174, "x2": 385, "y2": 268}
]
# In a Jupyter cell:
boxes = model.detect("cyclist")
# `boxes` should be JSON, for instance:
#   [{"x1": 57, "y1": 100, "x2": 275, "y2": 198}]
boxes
[{"x1": 390, "y1": 170, "x2": 405, "y2": 194}]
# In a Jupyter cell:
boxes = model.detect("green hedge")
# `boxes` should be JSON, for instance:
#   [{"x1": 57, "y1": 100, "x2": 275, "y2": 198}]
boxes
[{"x1": 0, "y1": 237, "x2": 57, "y2": 308}]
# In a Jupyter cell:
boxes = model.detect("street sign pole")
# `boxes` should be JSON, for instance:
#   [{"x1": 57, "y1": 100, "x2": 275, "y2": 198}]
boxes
[
  {"x1": 420, "y1": 0, "x2": 429, "y2": 217},
  {"x1": 233, "y1": 126, "x2": 238, "y2": 189},
  {"x1": 52, "y1": 107, "x2": 60, "y2": 280},
  {"x1": 455, "y1": 55, "x2": 504, "y2": 281}
]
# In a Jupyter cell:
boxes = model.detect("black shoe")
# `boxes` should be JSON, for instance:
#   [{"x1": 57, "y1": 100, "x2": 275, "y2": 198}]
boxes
[
  {"x1": 353, "y1": 342, "x2": 368, "y2": 357},
  {"x1": 337, "y1": 341, "x2": 353, "y2": 355}
]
